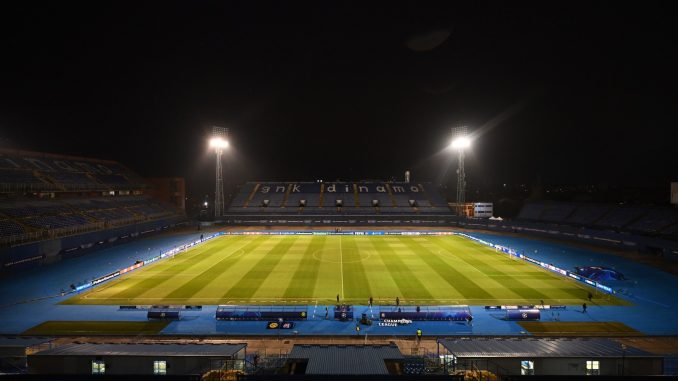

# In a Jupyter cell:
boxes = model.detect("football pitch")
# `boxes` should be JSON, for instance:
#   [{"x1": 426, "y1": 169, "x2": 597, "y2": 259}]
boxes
[{"x1": 65, "y1": 235, "x2": 625, "y2": 306}]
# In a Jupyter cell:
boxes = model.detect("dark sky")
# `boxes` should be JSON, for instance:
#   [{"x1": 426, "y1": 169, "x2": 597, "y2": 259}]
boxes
[{"x1": 0, "y1": 2, "x2": 676, "y2": 198}]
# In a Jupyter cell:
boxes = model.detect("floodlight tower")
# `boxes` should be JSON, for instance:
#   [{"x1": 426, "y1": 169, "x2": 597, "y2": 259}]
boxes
[
  {"x1": 450, "y1": 126, "x2": 470, "y2": 216},
  {"x1": 210, "y1": 127, "x2": 229, "y2": 218}
]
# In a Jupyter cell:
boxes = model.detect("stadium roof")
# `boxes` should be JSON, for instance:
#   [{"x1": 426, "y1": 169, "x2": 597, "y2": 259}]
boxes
[
  {"x1": 288, "y1": 344, "x2": 404, "y2": 375},
  {"x1": 32, "y1": 343, "x2": 246, "y2": 357},
  {"x1": 438, "y1": 338, "x2": 655, "y2": 358}
]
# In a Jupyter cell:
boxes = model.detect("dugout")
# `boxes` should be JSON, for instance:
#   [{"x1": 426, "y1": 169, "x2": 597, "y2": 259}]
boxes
[
  {"x1": 28, "y1": 342, "x2": 246, "y2": 376},
  {"x1": 436, "y1": 337, "x2": 663, "y2": 376}
]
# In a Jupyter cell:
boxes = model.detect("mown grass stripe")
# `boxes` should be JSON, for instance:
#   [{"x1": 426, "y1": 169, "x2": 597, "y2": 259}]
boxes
[
  {"x1": 96, "y1": 237, "x2": 246, "y2": 300},
  {"x1": 356, "y1": 237, "x2": 401, "y2": 302},
  {"x1": 438, "y1": 238, "x2": 570, "y2": 302},
  {"x1": 282, "y1": 236, "x2": 327, "y2": 299},
  {"x1": 220, "y1": 236, "x2": 300, "y2": 300},
  {"x1": 250, "y1": 236, "x2": 314, "y2": 300},
  {"x1": 162, "y1": 236, "x2": 270, "y2": 299},
  {"x1": 342, "y1": 236, "x2": 372, "y2": 299},
  {"x1": 368, "y1": 237, "x2": 435, "y2": 301},
  {"x1": 399, "y1": 237, "x2": 495, "y2": 300}
]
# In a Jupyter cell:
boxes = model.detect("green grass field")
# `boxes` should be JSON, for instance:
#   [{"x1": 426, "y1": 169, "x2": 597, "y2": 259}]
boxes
[{"x1": 64, "y1": 235, "x2": 626, "y2": 306}]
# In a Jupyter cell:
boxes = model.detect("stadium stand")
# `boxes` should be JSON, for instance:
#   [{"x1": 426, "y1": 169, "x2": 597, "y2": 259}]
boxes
[
  {"x1": 0, "y1": 149, "x2": 185, "y2": 269},
  {"x1": 564, "y1": 204, "x2": 610, "y2": 225},
  {"x1": 517, "y1": 202, "x2": 545, "y2": 220},
  {"x1": 0, "y1": 148, "x2": 145, "y2": 192},
  {"x1": 226, "y1": 181, "x2": 451, "y2": 216},
  {"x1": 627, "y1": 209, "x2": 678, "y2": 234},
  {"x1": 516, "y1": 201, "x2": 678, "y2": 233},
  {"x1": 509, "y1": 201, "x2": 678, "y2": 254},
  {"x1": 594, "y1": 206, "x2": 647, "y2": 229}
]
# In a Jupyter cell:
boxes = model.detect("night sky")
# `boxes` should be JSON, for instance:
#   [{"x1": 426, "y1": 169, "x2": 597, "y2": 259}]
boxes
[{"x1": 0, "y1": 2, "x2": 675, "y2": 199}]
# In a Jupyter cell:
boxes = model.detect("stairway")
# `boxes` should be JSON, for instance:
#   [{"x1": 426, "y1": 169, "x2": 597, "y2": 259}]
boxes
[{"x1": 243, "y1": 183, "x2": 260, "y2": 208}]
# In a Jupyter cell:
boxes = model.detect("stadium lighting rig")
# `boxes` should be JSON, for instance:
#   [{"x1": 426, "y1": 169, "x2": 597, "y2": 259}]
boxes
[
  {"x1": 450, "y1": 126, "x2": 470, "y2": 217},
  {"x1": 209, "y1": 137, "x2": 229, "y2": 149},
  {"x1": 210, "y1": 127, "x2": 229, "y2": 218}
]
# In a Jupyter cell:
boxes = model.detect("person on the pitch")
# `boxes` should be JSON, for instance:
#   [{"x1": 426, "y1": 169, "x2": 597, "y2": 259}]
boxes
[{"x1": 396, "y1": 297, "x2": 400, "y2": 307}]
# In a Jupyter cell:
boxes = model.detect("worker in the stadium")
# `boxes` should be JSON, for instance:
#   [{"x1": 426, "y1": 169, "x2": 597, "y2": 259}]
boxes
[
  {"x1": 356, "y1": 324, "x2": 361, "y2": 335},
  {"x1": 416, "y1": 328, "x2": 422, "y2": 344}
]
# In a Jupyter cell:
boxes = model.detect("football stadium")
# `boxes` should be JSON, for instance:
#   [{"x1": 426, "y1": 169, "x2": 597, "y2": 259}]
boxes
[{"x1": 1, "y1": 3, "x2": 677, "y2": 380}]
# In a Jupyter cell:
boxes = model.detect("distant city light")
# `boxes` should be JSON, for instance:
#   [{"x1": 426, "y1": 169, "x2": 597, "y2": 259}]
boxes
[
  {"x1": 451, "y1": 136, "x2": 471, "y2": 149},
  {"x1": 209, "y1": 137, "x2": 229, "y2": 149}
]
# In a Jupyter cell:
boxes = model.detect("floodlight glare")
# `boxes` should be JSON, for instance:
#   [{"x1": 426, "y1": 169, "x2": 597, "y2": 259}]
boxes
[
  {"x1": 209, "y1": 137, "x2": 229, "y2": 149},
  {"x1": 451, "y1": 136, "x2": 471, "y2": 149}
]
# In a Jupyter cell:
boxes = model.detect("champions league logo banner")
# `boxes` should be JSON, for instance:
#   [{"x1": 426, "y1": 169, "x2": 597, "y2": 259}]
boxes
[{"x1": 266, "y1": 321, "x2": 295, "y2": 329}]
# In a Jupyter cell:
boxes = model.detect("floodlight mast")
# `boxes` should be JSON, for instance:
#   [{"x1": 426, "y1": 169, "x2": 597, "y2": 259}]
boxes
[
  {"x1": 211, "y1": 127, "x2": 228, "y2": 218},
  {"x1": 451, "y1": 126, "x2": 469, "y2": 217}
]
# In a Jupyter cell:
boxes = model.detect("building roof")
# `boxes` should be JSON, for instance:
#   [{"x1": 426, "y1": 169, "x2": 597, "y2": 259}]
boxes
[
  {"x1": 0, "y1": 337, "x2": 52, "y2": 348},
  {"x1": 31, "y1": 343, "x2": 246, "y2": 357},
  {"x1": 438, "y1": 338, "x2": 655, "y2": 358},
  {"x1": 288, "y1": 344, "x2": 403, "y2": 375}
]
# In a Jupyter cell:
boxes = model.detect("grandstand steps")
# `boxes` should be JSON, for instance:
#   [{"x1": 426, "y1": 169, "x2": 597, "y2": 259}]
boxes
[
  {"x1": 40, "y1": 171, "x2": 68, "y2": 191},
  {"x1": 31, "y1": 170, "x2": 50, "y2": 185},
  {"x1": 419, "y1": 183, "x2": 435, "y2": 207},
  {"x1": 561, "y1": 205, "x2": 577, "y2": 221},
  {"x1": 84, "y1": 173, "x2": 100, "y2": 187},
  {"x1": 623, "y1": 211, "x2": 651, "y2": 230},
  {"x1": 243, "y1": 183, "x2": 260, "y2": 208},
  {"x1": 319, "y1": 184, "x2": 325, "y2": 207},
  {"x1": 353, "y1": 184, "x2": 360, "y2": 207},
  {"x1": 385, "y1": 184, "x2": 397, "y2": 207},
  {"x1": 13, "y1": 218, "x2": 39, "y2": 234},
  {"x1": 281, "y1": 183, "x2": 293, "y2": 207},
  {"x1": 590, "y1": 207, "x2": 614, "y2": 227}
]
